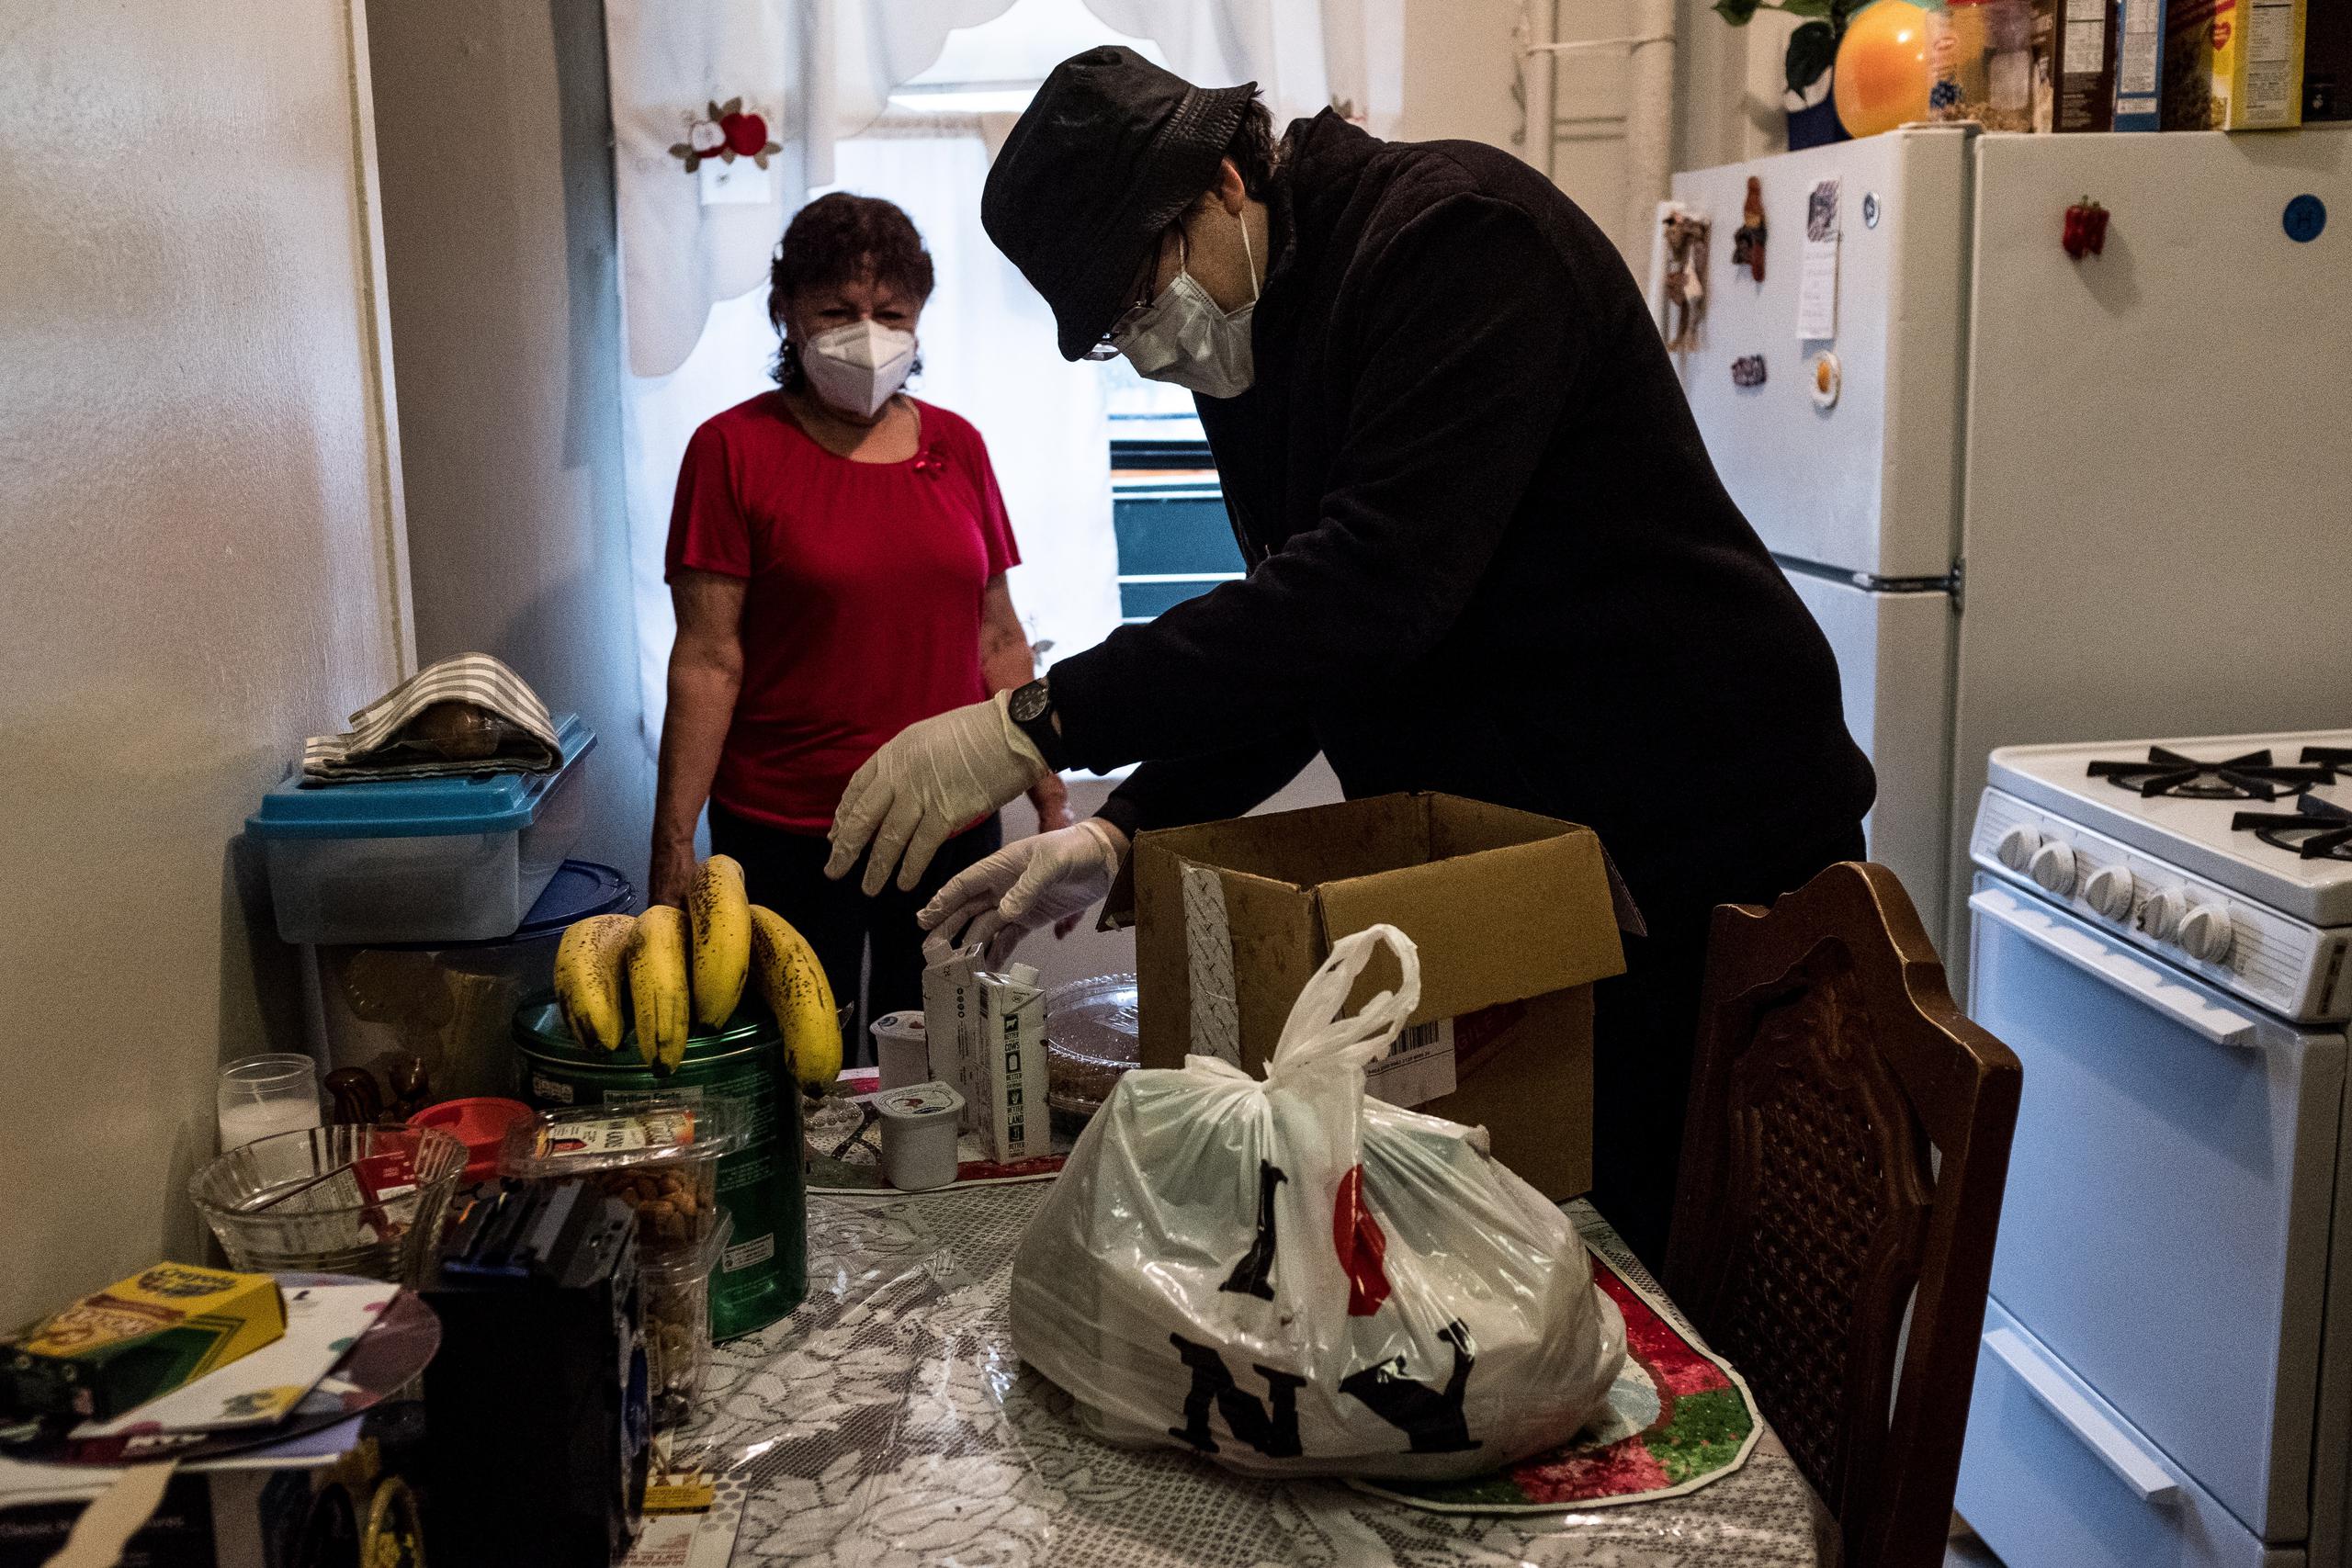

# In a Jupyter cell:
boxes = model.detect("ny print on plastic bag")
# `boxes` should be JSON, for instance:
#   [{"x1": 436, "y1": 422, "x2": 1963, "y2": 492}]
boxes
[{"x1": 1011, "y1": 924, "x2": 1628, "y2": 1479}]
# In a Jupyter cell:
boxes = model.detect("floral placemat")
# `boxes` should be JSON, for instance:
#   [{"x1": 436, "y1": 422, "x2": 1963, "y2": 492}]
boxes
[{"x1": 1350, "y1": 1248, "x2": 1760, "y2": 1513}]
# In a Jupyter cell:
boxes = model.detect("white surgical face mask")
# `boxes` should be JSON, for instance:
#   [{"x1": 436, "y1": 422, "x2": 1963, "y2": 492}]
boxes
[
  {"x1": 1112, "y1": 210, "x2": 1259, "y2": 400},
  {"x1": 799, "y1": 318, "x2": 917, "y2": 418}
]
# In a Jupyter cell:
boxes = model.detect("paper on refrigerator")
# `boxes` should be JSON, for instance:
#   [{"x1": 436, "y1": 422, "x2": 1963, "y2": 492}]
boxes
[{"x1": 1797, "y1": 177, "x2": 1840, "y2": 341}]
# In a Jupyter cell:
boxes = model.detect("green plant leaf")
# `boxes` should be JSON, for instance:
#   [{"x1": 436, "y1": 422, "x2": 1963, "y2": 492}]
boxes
[
  {"x1": 1713, "y1": 0, "x2": 1764, "y2": 26},
  {"x1": 1785, "y1": 19, "x2": 1838, "y2": 91},
  {"x1": 1781, "y1": 0, "x2": 1836, "y2": 18}
]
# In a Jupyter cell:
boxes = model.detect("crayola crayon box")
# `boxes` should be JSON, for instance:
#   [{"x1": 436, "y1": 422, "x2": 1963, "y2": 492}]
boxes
[{"x1": 5, "y1": 1263, "x2": 286, "y2": 1420}]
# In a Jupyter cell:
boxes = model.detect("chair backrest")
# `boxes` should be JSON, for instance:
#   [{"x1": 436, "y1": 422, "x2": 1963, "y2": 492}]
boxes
[{"x1": 1663, "y1": 862, "x2": 2021, "y2": 1568}]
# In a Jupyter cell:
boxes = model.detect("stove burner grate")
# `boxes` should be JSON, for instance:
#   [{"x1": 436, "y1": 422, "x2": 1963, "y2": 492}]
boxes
[
  {"x1": 2088, "y1": 746, "x2": 2334, "y2": 801},
  {"x1": 2233, "y1": 794, "x2": 2352, "y2": 862}
]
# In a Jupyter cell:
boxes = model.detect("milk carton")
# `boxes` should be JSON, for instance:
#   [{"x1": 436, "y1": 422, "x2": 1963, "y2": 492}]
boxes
[{"x1": 921, "y1": 946, "x2": 1050, "y2": 1163}]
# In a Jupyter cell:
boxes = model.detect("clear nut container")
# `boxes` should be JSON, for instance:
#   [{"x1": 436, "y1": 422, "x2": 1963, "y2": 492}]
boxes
[
  {"x1": 643, "y1": 1210, "x2": 731, "y2": 1430},
  {"x1": 498, "y1": 1094, "x2": 745, "y2": 1252}
]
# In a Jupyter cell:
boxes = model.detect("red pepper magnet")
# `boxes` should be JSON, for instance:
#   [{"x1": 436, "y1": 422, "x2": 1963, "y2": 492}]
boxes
[{"x1": 2063, "y1": 197, "x2": 2109, "y2": 260}]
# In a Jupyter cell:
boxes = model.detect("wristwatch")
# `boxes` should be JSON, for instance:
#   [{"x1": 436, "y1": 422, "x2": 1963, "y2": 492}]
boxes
[{"x1": 1007, "y1": 678, "x2": 1069, "y2": 772}]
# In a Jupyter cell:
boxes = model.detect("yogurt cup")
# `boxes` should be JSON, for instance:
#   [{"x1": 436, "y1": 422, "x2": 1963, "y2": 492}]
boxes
[
  {"x1": 870, "y1": 1010, "x2": 933, "y2": 1090},
  {"x1": 876, "y1": 1080, "x2": 965, "y2": 1191}
]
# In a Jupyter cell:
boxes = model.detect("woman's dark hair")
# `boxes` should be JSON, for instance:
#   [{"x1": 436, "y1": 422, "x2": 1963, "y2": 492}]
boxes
[{"x1": 767, "y1": 192, "x2": 935, "y2": 388}]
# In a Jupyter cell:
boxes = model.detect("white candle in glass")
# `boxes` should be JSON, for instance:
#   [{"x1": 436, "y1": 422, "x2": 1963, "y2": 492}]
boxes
[{"x1": 218, "y1": 1055, "x2": 323, "y2": 1151}]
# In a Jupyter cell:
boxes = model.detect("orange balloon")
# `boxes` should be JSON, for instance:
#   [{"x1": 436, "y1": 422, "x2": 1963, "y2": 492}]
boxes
[{"x1": 1834, "y1": 0, "x2": 1933, "y2": 138}]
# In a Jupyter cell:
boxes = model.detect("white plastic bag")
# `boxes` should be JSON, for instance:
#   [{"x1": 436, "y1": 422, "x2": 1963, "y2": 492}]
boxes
[{"x1": 1011, "y1": 924, "x2": 1627, "y2": 1479}]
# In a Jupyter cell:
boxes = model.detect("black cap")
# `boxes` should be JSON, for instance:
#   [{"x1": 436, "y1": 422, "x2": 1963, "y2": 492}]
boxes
[{"x1": 983, "y1": 48, "x2": 1257, "y2": 361}]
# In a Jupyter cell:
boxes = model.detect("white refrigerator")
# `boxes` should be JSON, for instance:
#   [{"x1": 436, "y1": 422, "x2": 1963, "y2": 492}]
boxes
[{"x1": 1657, "y1": 124, "x2": 2352, "y2": 989}]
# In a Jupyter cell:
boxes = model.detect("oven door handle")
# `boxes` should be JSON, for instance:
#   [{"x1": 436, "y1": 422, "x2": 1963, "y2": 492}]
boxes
[
  {"x1": 1969, "y1": 888, "x2": 2257, "y2": 1048},
  {"x1": 1983, "y1": 1326, "x2": 2183, "y2": 1506}
]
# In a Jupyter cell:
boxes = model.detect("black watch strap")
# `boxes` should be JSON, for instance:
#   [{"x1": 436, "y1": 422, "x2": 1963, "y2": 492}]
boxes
[{"x1": 1008, "y1": 678, "x2": 1068, "y2": 773}]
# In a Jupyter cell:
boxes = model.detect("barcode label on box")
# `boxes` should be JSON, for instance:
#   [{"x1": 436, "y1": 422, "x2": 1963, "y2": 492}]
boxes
[{"x1": 1364, "y1": 1019, "x2": 1457, "y2": 1109}]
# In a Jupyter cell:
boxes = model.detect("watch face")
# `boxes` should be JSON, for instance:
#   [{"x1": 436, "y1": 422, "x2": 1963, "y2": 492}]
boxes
[{"x1": 1010, "y1": 681, "x2": 1050, "y2": 724}]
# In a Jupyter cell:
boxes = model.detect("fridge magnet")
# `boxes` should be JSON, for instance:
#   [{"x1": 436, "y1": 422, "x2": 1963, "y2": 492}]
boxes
[
  {"x1": 668, "y1": 98, "x2": 782, "y2": 174},
  {"x1": 1796, "y1": 177, "x2": 1840, "y2": 340},
  {"x1": 1732, "y1": 176, "x2": 1768, "y2": 281},
  {"x1": 2284, "y1": 194, "x2": 2326, "y2": 243},
  {"x1": 1731, "y1": 355, "x2": 1769, "y2": 389},
  {"x1": 1808, "y1": 349, "x2": 1842, "y2": 410},
  {"x1": 1659, "y1": 203, "x2": 1713, "y2": 352},
  {"x1": 2061, "y1": 197, "x2": 2109, "y2": 259}
]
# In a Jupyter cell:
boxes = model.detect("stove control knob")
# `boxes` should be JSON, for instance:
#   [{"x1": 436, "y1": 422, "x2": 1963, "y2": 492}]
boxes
[
  {"x1": 1996, "y1": 824, "x2": 2041, "y2": 873},
  {"x1": 2028, "y1": 840, "x2": 2077, "y2": 897},
  {"x1": 2137, "y1": 889, "x2": 2186, "y2": 942},
  {"x1": 2178, "y1": 904, "x2": 2235, "y2": 964},
  {"x1": 2082, "y1": 863, "x2": 2137, "y2": 920}
]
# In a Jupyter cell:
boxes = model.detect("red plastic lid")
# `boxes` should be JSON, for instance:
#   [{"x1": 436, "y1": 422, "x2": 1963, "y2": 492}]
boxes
[{"x1": 410, "y1": 1097, "x2": 536, "y2": 1183}]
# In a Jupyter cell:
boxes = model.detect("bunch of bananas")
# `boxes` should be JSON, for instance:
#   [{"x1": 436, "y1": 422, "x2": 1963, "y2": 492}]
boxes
[{"x1": 551, "y1": 854, "x2": 842, "y2": 1092}]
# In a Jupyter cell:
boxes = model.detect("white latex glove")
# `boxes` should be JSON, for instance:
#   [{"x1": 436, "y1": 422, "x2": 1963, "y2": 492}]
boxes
[
  {"x1": 920, "y1": 819, "x2": 1126, "y2": 968},
  {"x1": 826, "y1": 691, "x2": 1048, "y2": 896}
]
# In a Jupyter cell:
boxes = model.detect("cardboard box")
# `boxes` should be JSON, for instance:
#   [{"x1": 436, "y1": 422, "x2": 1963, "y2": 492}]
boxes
[
  {"x1": 1129, "y1": 794, "x2": 1630, "y2": 1201},
  {"x1": 6, "y1": 1265, "x2": 287, "y2": 1422},
  {"x1": 2115, "y1": 0, "x2": 2172, "y2": 127},
  {"x1": 921, "y1": 947, "x2": 1050, "y2": 1163},
  {"x1": 2164, "y1": 0, "x2": 2306, "y2": 128},
  {"x1": 2031, "y1": 0, "x2": 2120, "y2": 130}
]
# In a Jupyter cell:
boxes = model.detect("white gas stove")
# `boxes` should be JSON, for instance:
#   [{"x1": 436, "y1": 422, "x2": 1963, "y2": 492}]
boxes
[
  {"x1": 1970, "y1": 730, "x2": 2352, "y2": 1024},
  {"x1": 1955, "y1": 729, "x2": 2352, "y2": 1568}
]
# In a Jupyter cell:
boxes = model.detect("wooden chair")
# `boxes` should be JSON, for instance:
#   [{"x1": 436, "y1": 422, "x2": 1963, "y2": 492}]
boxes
[{"x1": 1663, "y1": 861, "x2": 2022, "y2": 1568}]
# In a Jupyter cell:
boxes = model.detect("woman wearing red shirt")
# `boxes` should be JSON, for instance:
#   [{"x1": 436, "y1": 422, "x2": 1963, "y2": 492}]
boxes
[{"x1": 651, "y1": 193, "x2": 1066, "y2": 1045}]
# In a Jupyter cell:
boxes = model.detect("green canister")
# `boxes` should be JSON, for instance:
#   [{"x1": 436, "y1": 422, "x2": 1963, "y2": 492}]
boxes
[{"x1": 512, "y1": 991, "x2": 806, "y2": 1338}]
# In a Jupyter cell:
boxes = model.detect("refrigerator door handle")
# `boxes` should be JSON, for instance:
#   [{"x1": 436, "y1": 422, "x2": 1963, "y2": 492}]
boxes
[
  {"x1": 1983, "y1": 1327, "x2": 2183, "y2": 1506},
  {"x1": 1969, "y1": 887, "x2": 2257, "y2": 1048}
]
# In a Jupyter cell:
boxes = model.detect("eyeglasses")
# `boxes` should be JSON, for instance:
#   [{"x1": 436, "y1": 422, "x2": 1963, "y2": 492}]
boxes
[{"x1": 1082, "y1": 222, "x2": 1182, "y2": 361}]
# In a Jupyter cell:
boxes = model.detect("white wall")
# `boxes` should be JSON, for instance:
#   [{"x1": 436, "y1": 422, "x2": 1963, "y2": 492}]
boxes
[
  {"x1": 365, "y1": 0, "x2": 657, "y2": 888},
  {"x1": 0, "y1": 3, "x2": 411, "y2": 1320},
  {"x1": 1387, "y1": 0, "x2": 1530, "y2": 146}
]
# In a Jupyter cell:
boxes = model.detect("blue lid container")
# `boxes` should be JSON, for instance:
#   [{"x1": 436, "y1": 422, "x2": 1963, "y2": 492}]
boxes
[
  {"x1": 246, "y1": 714, "x2": 594, "y2": 840},
  {"x1": 249, "y1": 715, "x2": 600, "y2": 946}
]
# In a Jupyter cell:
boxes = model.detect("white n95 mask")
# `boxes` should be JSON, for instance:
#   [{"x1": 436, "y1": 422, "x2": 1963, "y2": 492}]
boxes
[
  {"x1": 800, "y1": 319, "x2": 917, "y2": 417},
  {"x1": 1112, "y1": 210, "x2": 1259, "y2": 400}
]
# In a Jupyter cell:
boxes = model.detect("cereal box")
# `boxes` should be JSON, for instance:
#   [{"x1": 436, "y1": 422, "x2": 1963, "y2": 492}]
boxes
[{"x1": 2165, "y1": 0, "x2": 2307, "y2": 129}]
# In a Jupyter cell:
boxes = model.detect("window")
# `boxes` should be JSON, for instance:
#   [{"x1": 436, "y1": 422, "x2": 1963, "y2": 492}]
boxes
[{"x1": 1101, "y1": 356, "x2": 1245, "y2": 624}]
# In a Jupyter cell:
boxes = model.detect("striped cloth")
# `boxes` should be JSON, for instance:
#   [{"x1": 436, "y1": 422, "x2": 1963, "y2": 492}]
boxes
[{"x1": 301, "y1": 653, "x2": 561, "y2": 782}]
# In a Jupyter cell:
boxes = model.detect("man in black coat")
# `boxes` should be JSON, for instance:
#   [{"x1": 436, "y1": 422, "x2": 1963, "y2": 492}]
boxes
[{"x1": 825, "y1": 47, "x2": 1873, "y2": 1263}]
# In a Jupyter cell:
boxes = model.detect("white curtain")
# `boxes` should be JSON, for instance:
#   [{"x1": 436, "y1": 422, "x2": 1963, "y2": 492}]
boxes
[{"x1": 606, "y1": 0, "x2": 1353, "y2": 757}]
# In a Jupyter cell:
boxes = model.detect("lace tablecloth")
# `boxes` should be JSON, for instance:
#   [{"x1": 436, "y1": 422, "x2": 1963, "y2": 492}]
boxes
[{"x1": 695, "y1": 1182, "x2": 1835, "y2": 1567}]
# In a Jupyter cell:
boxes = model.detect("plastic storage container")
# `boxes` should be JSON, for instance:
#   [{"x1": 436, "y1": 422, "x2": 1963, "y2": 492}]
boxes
[
  {"x1": 513, "y1": 994, "x2": 807, "y2": 1340},
  {"x1": 643, "y1": 1211, "x2": 731, "y2": 1431},
  {"x1": 1044, "y1": 972, "x2": 1141, "y2": 1131},
  {"x1": 246, "y1": 714, "x2": 595, "y2": 944},
  {"x1": 499, "y1": 1095, "x2": 745, "y2": 1252},
  {"x1": 318, "y1": 859, "x2": 634, "y2": 1100}
]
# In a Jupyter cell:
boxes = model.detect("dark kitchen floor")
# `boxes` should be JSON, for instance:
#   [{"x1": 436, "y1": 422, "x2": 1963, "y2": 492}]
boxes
[{"x1": 1948, "y1": 1516, "x2": 2004, "y2": 1567}]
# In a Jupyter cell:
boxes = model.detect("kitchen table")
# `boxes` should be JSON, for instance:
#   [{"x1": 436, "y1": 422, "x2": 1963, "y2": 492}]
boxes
[{"x1": 691, "y1": 1179, "x2": 1836, "y2": 1566}]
